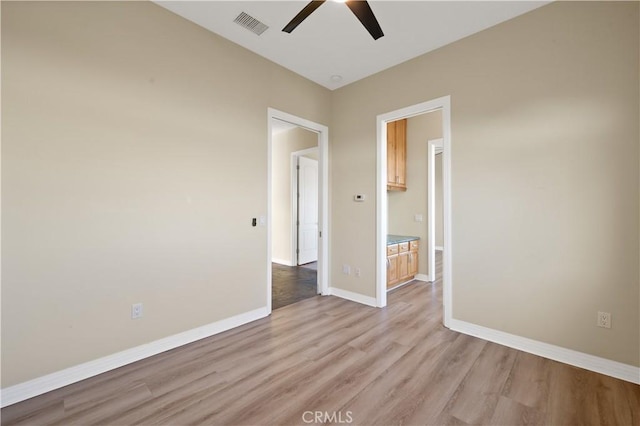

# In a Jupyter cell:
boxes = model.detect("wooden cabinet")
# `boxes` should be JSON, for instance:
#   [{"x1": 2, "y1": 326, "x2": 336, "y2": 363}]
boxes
[
  {"x1": 387, "y1": 119, "x2": 407, "y2": 191},
  {"x1": 386, "y1": 239, "x2": 419, "y2": 289},
  {"x1": 397, "y1": 242, "x2": 409, "y2": 280},
  {"x1": 408, "y1": 240, "x2": 419, "y2": 277},
  {"x1": 386, "y1": 244, "x2": 398, "y2": 286}
]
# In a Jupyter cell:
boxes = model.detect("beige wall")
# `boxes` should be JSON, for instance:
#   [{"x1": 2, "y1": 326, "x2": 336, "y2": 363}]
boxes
[
  {"x1": 271, "y1": 127, "x2": 318, "y2": 264},
  {"x1": 388, "y1": 112, "x2": 442, "y2": 276},
  {"x1": 331, "y1": 1, "x2": 639, "y2": 366},
  {"x1": 1, "y1": 1, "x2": 330, "y2": 387}
]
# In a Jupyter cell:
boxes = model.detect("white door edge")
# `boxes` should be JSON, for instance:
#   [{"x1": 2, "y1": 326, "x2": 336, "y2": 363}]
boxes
[{"x1": 427, "y1": 138, "x2": 444, "y2": 285}]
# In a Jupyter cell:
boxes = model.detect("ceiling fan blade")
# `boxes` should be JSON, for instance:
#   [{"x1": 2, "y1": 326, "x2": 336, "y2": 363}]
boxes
[
  {"x1": 345, "y1": 1, "x2": 384, "y2": 40},
  {"x1": 282, "y1": 0, "x2": 326, "y2": 33}
]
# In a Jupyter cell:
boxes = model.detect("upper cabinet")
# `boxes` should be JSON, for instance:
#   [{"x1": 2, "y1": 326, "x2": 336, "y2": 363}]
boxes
[{"x1": 387, "y1": 119, "x2": 407, "y2": 191}]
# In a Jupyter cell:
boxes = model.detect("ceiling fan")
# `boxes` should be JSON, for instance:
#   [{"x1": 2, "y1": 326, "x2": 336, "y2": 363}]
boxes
[{"x1": 282, "y1": 0, "x2": 384, "y2": 40}]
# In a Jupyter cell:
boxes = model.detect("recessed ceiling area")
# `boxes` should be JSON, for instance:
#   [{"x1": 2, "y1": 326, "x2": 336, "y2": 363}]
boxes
[{"x1": 154, "y1": 1, "x2": 550, "y2": 90}]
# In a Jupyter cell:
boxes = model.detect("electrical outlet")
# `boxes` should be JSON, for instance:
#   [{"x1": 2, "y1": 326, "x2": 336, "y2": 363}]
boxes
[
  {"x1": 355, "y1": 268, "x2": 361, "y2": 277},
  {"x1": 342, "y1": 264, "x2": 351, "y2": 275},
  {"x1": 597, "y1": 311, "x2": 611, "y2": 329},
  {"x1": 132, "y1": 303, "x2": 143, "y2": 319}
]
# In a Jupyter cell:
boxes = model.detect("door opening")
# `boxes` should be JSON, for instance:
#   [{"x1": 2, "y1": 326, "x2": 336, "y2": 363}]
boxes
[
  {"x1": 267, "y1": 109, "x2": 329, "y2": 312},
  {"x1": 376, "y1": 96, "x2": 452, "y2": 328}
]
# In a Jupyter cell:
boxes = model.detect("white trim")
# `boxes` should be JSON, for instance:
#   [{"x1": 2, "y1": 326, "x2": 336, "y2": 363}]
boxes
[
  {"x1": 450, "y1": 319, "x2": 640, "y2": 385},
  {"x1": 377, "y1": 96, "x2": 453, "y2": 327},
  {"x1": 1, "y1": 307, "x2": 269, "y2": 408},
  {"x1": 291, "y1": 147, "x2": 320, "y2": 267},
  {"x1": 414, "y1": 274, "x2": 430, "y2": 282},
  {"x1": 435, "y1": 246, "x2": 444, "y2": 251},
  {"x1": 427, "y1": 138, "x2": 444, "y2": 285},
  {"x1": 329, "y1": 287, "x2": 377, "y2": 307},
  {"x1": 272, "y1": 258, "x2": 294, "y2": 267},
  {"x1": 268, "y1": 109, "x2": 330, "y2": 312}
]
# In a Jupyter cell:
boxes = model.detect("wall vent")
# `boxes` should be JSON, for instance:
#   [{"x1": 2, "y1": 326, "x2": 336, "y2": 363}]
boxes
[{"x1": 233, "y1": 12, "x2": 269, "y2": 36}]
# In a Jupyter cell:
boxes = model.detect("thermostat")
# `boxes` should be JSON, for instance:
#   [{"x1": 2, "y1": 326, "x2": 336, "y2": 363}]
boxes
[{"x1": 354, "y1": 194, "x2": 366, "y2": 202}]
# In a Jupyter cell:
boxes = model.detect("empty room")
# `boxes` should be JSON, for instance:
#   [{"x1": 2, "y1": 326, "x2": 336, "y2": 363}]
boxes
[{"x1": 2, "y1": 1, "x2": 638, "y2": 425}]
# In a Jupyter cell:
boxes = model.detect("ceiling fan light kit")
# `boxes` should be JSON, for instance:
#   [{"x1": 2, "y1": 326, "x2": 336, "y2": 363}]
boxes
[{"x1": 282, "y1": 0, "x2": 384, "y2": 40}]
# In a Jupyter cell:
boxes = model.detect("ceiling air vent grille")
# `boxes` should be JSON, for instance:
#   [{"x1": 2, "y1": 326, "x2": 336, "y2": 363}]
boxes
[{"x1": 233, "y1": 12, "x2": 269, "y2": 36}]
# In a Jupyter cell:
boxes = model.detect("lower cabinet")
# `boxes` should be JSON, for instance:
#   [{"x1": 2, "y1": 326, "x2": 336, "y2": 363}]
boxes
[
  {"x1": 408, "y1": 240, "x2": 419, "y2": 277},
  {"x1": 387, "y1": 240, "x2": 419, "y2": 289}
]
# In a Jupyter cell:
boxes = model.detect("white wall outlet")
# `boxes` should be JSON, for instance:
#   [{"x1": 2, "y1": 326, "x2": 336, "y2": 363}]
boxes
[
  {"x1": 342, "y1": 264, "x2": 351, "y2": 275},
  {"x1": 597, "y1": 311, "x2": 611, "y2": 329},
  {"x1": 355, "y1": 267, "x2": 361, "y2": 277},
  {"x1": 132, "y1": 303, "x2": 143, "y2": 319},
  {"x1": 259, "y1": 215, "x2": 266, "y2": 226},
  {"x1": 414, "y1": 214, "x2": 423, "y2": 222}
]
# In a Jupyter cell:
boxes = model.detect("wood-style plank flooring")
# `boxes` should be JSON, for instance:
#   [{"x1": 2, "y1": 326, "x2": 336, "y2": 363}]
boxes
[{"x1": 3, "y1": 253, "x2": 639, "y2": 425}]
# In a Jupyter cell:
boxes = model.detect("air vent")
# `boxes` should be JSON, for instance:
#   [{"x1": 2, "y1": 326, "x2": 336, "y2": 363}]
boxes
[{"x1": 233, "y1": 12, "x2": 269, "y2": 36}]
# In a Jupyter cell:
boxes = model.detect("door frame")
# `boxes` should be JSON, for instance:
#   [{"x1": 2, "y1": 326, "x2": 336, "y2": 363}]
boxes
[
  {"x1": 427, "y1": 138, "x2": 444, "y2": 283},
  {"x1": 291, "y1": 147, "x2": 319, "y2": 266},
  {"x1": 376, "y1": 96, "x2": 453, "y2": 328},
  {"x1": 268, "y1": 108, "x2": 329, "y2": 312}
]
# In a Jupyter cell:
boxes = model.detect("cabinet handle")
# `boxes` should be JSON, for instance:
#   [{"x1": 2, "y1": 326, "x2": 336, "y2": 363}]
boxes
[{"x1": 387, "y1": 258, "x2": 390, "y2": 268}]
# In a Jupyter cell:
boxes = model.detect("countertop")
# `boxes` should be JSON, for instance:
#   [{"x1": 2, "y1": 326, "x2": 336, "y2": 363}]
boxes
[{"x1": 387, "y1": 234, "x2": 420, "y2": 245}]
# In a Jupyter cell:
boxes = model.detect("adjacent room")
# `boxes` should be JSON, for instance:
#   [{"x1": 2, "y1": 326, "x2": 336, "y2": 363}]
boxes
[
  {"x1": 271, "y1": 120, "x2": 320, "y2": 309},
  {"x1": 2, "y1": 1, "x2": 638, "y2": 424}
]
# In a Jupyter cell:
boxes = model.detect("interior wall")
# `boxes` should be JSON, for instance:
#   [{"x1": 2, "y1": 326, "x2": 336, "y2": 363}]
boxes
[
  {"x1": 1, "y1": 1, "x2": 330, "y2": 387},
  {"x1": 331, "y1": 1, "x2": 639, "y2": 366},
  {"x1": 271, "y1": 127, "x2": 318, "y2": 265},
  {"x1": 388, "y1": 111, "x2": 442, "y2": 277}
]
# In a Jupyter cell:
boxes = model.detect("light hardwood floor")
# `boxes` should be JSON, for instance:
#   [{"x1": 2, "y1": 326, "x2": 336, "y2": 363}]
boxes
[{"x1": 3, "y1": 253, "x2": 639, "y2": 425}]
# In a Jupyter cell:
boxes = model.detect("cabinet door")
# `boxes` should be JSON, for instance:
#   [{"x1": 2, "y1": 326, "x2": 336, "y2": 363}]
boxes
[
  {"x1": 386, "y1": 121, "x2": 397, "y2": 186},
  {"x1": 387, "y1": 254, "x2": 398, "y2": 288},
  {"x1": 395, "y1": 119, "x2": 407, "y2": 187},
  {"x1": 409, "y1": 240, "x2": 419, "y2": 277},
  {"x1": 398, "y1": 251, "x2": 409, "y2": 281},
  {"x1": 408, "y1": 251, "x2": 418, "y2": 277}
]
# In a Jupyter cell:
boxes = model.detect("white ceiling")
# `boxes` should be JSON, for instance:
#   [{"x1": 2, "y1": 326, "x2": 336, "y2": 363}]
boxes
[{"x1": 155, "y1": 1, "x2": 550, "y2": 90}]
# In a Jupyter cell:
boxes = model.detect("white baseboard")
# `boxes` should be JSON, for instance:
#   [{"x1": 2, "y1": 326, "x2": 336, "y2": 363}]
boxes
[
  {"x1": 414, "y1": 274, "x2": 431, "y2": 282},
  {"x1": 450, "y1": 318, "x2": 640, "y2": 385},
  {"x1": 435, "y1": 246, "x2": 444, "y2": 251},
  {"x1": 1, "y1": 307, "x2": 270, "y2": 408},
  {"x1": 272, "y1": 258, "x2": 294, "y2": 266},
  {"x1": 329, "y1": 287, "x2": 377, "y2": 307}
]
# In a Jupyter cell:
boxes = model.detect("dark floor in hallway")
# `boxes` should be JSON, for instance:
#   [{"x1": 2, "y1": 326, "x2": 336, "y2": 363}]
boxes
[{"x1": 272, "y1": 263, "x2": 318, "y2": 310}]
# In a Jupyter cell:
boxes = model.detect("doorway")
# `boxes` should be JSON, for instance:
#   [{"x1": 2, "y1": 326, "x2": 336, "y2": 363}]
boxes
[
  {"x1": 376, "y1": 96, "x2": 452, "y2": 328},
  {"x1": 267, "y1": 108, "x2": 329, "y2": 312}
]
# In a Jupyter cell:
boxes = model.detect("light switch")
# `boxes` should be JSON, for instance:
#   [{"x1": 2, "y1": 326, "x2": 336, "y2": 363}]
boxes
[
  {"x1": 414, "y1": 214, "x2": 423, "y2": 222},
  {"x1": 259, "y1": 215, "x2": 266, "y2": 226}
]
